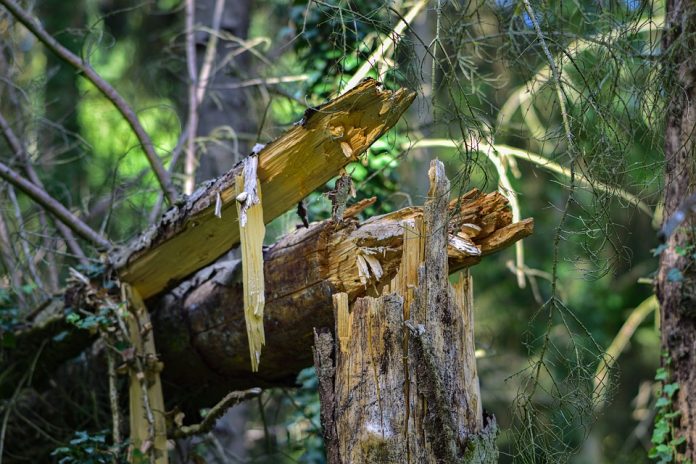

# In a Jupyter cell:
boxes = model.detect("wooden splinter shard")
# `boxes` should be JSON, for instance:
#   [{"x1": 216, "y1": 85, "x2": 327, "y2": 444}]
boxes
[{"x1": 235, "y1": 156, "x2": 266, "y2": 372}]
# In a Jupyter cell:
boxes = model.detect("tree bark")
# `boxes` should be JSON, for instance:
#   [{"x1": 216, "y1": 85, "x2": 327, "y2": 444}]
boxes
[
  {"x1": 111, "y1": 79, "x2": 415, "y2": 299},
  {"x1": 657, "y1": 0, "x2": 696, "y2": 459},
  {"x1": 194, "y1": 0, "x2": 254, "y2": 180},
  {"x1": 313, "y1": 161, "x2": 498, "y2": 464},
  {"x1": 4, "y1": 189, "x2": 531, "y2": 417},
  {"x1": 153, "y1": 189, "x2": 531, "y2": 416}
]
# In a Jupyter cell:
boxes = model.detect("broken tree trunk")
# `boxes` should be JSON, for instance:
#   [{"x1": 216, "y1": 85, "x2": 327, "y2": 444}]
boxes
[
  {"x1": 313, "y1": 160, "x2": 498, "y2": 464},
  {"x1": 153, "y1": 189, "x2": 532, "y2": 415},
  {"x1": 2, "y1": 189, "x2": 531, "y2": 417},
  {"x1": 111, "y1": 79, "x2": 415, "y2": 299}
]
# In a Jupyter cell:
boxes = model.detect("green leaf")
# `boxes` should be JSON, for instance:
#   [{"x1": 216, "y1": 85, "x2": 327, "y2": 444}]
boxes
[
  {"x1": 652, "y1": 244, "x2": 668, "y2": 256},
  {"x1": 655, "y1": 368, "x2": 668, "y2": 381},
  {"x1": 667, "y1": 268, "x2": 683, "y2": 282},
  {"x1": 655, "y1": 397, "x2": 671, "y2": 408},
  {"x1": 664, "y1": 383, "x2": 680, "y2": 398}
]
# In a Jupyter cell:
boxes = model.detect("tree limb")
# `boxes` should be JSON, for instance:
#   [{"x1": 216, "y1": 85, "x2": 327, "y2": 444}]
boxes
[
  {"x1": 0, "y1": 159, "x2": 111, "y2": 249},
  {"x1": 0, "y1": 0, "x2": 178, "y2": 205}
]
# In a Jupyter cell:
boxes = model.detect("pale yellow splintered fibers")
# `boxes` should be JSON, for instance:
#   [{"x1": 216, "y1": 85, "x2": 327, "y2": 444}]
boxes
[{"x1": 235, "y1": 156, "x2": 266, "y2": 372}]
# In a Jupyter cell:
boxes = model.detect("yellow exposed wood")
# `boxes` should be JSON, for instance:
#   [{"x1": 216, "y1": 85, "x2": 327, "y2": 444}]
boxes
[
  {"x1": 122, "y1": 284, "x2": 168, "y2": 463},
  {"x1": 115, "y1": 80, "x2": 416, "y2": 299},
  {"x1": 235, "y1": 158, "x2": 266, "y2": 372},
  {"x1": 333, "y1": 292, "x2": 351, "y2": 353}
]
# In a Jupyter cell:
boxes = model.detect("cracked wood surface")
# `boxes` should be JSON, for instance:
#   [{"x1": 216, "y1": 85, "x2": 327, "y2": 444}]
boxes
[
  {"x1": 314, "y1": 161, "x2": 498, "y2": 464},
  {"x1": 2, "y1": 189, "x2": 532, "y2": 419},
  {"x1": 111, "y1": 79, "x2": 415, "y2": 299},
  {"x1": 153, "y1": 189, "x2": 532, "y2": 415}
]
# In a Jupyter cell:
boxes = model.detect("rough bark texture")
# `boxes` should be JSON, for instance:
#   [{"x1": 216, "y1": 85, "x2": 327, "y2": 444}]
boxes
[
  {"x1": 153, "y1": 191, "x2": 531, "y2": 415},
  {"x1": 111, "y1": 79, "x2": 415, "y2": 299},
  {"x1": 314, "y1": 160, "x2": 498, "y2": 464},
  {"x1": 657, "y1": 0, "x2": 696, "y2": 459}
]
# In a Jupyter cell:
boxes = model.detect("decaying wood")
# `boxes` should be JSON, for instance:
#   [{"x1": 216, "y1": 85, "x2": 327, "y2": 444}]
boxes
[
  {"x1": 122, "y1": 284, "x2": 168, "y2": 463},
  {"x1": 235, "y1": 156, "x2": 266, "y2": 371},
  {"x1": 152, "y1": 188, "x2": 532, "y2": 411},
  {"x1": 2, "y1": 188, "x2": 531, "y2": 418},
  {"x1": 111, "y1": 79, "x2": 416, "y2": 299},
  {"x1": 314, "y1": 160, "x2": 498, "y2": 464}
]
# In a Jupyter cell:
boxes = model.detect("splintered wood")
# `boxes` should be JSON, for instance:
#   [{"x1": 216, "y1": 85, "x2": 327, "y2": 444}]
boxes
[
  {"x1": 121, "y1": 284, "x2": 168, "y2": 464},
  {"x1": 314, "y1": 160, "x2": 499, "y2": 464},
  {"x1": 235, "y1": 156, "x2": 266, "y2": 372},
  {"x1": 112, "y1": 79, "x2": 416, "y2": 299}
]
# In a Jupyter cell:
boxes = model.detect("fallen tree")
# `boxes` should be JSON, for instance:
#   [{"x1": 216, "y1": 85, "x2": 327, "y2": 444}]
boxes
[
  {"x1": 2, "y1": 187, "x2": 531, "y2": 416},
  {"x1": 111, "y1": 78, "x2": 415, "y2": 299},
  {"x1": 2, "y1": 79, "x2": 415, "y2": 397},
  {"x1": 152, "y1": 189, "x2": 532, "y2": 413}
]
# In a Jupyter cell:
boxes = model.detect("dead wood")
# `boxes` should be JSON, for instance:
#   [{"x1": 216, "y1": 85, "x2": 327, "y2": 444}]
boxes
[{"x1": 110, "y1": 79, "x2": 415, "y2": 299}]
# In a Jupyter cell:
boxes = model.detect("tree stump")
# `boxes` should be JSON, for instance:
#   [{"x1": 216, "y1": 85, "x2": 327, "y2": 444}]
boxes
[{"x1": 314, "y1": 160, "x2": 498, "y2": 464}]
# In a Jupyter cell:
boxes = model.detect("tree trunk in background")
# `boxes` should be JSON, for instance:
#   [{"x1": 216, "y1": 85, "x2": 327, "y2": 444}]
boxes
[
  {"x1": 38, "y1": 2, "x2": 86, "y2": 216},
  {"x1": 314, "y1": 161, "x2": 498, "y2": 464},
  {"x1": 657, "y1": 0, "x2": 696, "y2": 459},
  {"x1": 184, "y1": 0, "x2": 254, "y2": 459},
  {"x1": 195, "y1": 0, "x2": 255, "y2": 181}
]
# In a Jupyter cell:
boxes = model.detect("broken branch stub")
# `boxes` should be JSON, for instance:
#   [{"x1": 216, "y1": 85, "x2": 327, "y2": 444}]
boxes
[{"x1": 112, "y1": 79, "x2": 416, "y2": 299}]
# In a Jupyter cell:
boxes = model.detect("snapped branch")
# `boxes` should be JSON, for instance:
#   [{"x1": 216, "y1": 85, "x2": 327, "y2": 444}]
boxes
[{"x1": 0, "y1": 0, "x2": 178, "y2": 204}]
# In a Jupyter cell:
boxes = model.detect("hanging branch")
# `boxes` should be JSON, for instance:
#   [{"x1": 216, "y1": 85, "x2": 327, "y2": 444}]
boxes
[
  {"x1": 0, "y1": 0, "x2": 178, "y2": 205},
  {"x1": 0, "y1": 111, "x2": 88, "y2": 263},
  {"x1": 0, "y1": 160, "x2": 111, "y2": 249}
]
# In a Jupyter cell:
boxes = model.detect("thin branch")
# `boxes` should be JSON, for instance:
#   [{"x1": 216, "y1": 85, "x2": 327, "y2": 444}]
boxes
[
  {"x1": 195, "y1": 0, "x2": 225, "y2": 106},
  {"x1": 496, "y1": 16, "x2": 664, "y2": 130},
  {"x1": 0, "y1": 110, "x2": 88, "y2": 264},
  {"x1": 0, "y1": 0, "x2": 178, "y2": 204},
  {"x1": 0, "y1": 202, "x2": 25, "y2": 307},
  {"x1": 522, "y1": 0, "x2": 573, "y2": 149},
  {"x1": 341, "y1": 0, "x2": 428, "y2": 93},
  {"x1": 7, "y1": 186, "x2": 44, "y2": 293},
  {"x1": 0, "y1": 160, "x2": 111, "y2": 249},
  {"x1": 411, "y1": 139, "x2": 654, "y2": 218},
  {"x1": 173, "y1": 388, "x2": 262, "y2": 438},
  {"x1": 104, "y1": 339, "x2": 122, "y2": 448},
  {"x1": 593, "y1": 295, "x2": 658, "y2": 407}
]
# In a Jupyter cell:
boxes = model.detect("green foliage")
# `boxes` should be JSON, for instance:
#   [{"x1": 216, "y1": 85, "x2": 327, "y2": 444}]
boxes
[
  {"x1": 51, "y1": 431, "x2": 122, "y2": 464},
  {"x1": 649, "y1": 355, "x2": 690, "y2": 463},
  {"x1": 283, "y1": 368, "x2": 325, "y2": 463},
  {"x1": 288, "y1": 0, "x2": 396, "y2": 97}
]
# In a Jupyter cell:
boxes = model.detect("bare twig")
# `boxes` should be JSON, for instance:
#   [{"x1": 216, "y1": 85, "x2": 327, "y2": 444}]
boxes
[
  {"x1": 0, "y1": 159, "x2": 111, "y2": 249},
  {"x1": 173, "y1": 388, "x2": 262, "y2": 438},
  {"x1": 0, "y1": 0, "x2": 178, "y2": 204},
  {"x1": 105, "y1": 340, "x2": 122, "y2": 447},
  {"x1": 0, "y1": 203, "x2": 25, "y2": 307},
  {"x1": 7, "y1": 186, "x2": 44, "y2": 294},
  {"x1": 0, "y1": 111, "x2": 87, "y2": 264},
  {"x1": 411, "y1": 139, "x2": 654, "y2": 218},
  {"x1": 594, "y1": 295, "x2": 658, "y2": 407},
  {"x1": 341, "y1": 0, "x2": 428, "y2": 93}
]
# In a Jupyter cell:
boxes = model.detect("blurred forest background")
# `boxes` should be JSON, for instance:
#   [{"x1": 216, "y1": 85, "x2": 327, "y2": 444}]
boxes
[{"x1": 0, "y1": 0, "x2": 670, "y2": 462}]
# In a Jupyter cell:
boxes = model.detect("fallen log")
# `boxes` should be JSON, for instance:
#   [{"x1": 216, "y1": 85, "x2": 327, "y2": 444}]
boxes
[
  {"x1": 2, "y1": 189, "x2": 531, "y2": 415},
  {"x1": 152, "y1": 189, "x2": 532, "y2": 413},
  {"x1": 111, "y1": 79, "x2": 415, "y2": 299}
]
